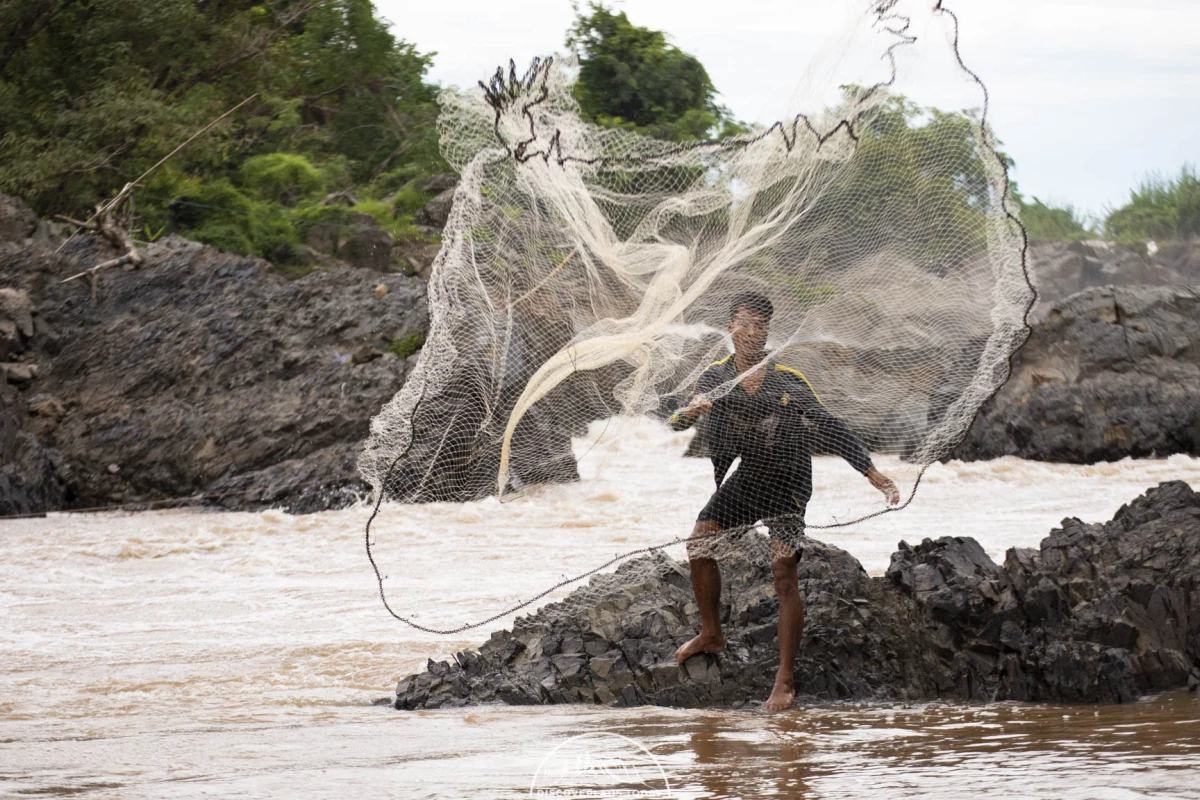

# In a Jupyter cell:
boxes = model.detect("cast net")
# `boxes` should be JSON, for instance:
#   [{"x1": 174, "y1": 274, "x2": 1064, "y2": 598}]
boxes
[{"x1": 360, "y1": 0, "x2": 1033, "y2": 633}]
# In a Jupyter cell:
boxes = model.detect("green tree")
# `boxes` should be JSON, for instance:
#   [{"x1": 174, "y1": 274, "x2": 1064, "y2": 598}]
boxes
[
  {"x1": 0, "y1": 0, "x2": 444, "y2": 260},
  {"x1": 1105, "y1": 165, "x2": 1200, "y2": 244},
  {"x1": 566, "y1": 3, "x2": 744, "y2": 142},
  {"x1": 775, "y1": 96, "x2": 1003, "y2": 273}
]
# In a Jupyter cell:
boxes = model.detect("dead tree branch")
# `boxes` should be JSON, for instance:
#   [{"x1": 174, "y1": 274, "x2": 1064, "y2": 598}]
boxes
[
  {"x1": 318, "y1": 185, "x2": 359, "y2": 206},
  {"x1": 55, "y1": 93, "x2": 258, "y2": 256},
  {"x1": 60, "y1": 197, "x2": 144, "y2": 302}
]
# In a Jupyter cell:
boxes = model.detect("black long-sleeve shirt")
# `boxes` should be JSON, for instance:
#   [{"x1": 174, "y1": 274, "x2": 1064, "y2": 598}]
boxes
[{"x1": 669, "y1": 354, "x2": 873, "y2": 505}]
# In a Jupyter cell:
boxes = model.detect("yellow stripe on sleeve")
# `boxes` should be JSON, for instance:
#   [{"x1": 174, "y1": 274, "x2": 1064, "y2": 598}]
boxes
[
  {"x1": 774, "y1": 363, "x2": 824, "y2": 405},
  {"x1": 689, "y1": 353, "x2": 733, "y2": 394}
]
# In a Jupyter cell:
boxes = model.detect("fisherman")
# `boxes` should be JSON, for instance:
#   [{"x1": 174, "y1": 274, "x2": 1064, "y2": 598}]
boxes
[{"x1": 669, "y1": 291, "x2": 900, "y2": 711}]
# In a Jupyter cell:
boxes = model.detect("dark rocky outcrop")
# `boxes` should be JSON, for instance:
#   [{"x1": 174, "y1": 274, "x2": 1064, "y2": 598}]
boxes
[
  {"x1": 1028, "y1": 239, "x2": 1200, "y2": 320},
  {"x1": 412, "y1": 173, "x2": 459, "y2": 232},
  {"x1": 955, "y1": 284, "x2": 1200, "y2": 463},
  {"x1": 395, "y1": 481, "x2": 1200, "y2": 709},
  {"x1": 0, "y1": 194, "x2": 428, "y2": 515}
]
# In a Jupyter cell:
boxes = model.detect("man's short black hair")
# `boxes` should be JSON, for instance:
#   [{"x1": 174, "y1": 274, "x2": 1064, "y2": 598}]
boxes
[{"x1": 729, "y1": 291, "x2": 774, "y2": 321}]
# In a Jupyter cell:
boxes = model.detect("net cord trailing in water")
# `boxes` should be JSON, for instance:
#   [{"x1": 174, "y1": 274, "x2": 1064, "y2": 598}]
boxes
[{"x1": 361, "y1": 0, "x2": 1037, "y2": 634}]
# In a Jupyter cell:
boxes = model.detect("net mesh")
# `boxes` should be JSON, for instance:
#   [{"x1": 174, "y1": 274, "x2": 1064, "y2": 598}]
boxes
[{"x1": 360, "y1": 0, "x2": 1033, "y2": 633}]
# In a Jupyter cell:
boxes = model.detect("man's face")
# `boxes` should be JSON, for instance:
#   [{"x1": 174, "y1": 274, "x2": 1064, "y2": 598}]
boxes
[{"x1": 728, "y1": 308, "x2": 770, "y2": 354}]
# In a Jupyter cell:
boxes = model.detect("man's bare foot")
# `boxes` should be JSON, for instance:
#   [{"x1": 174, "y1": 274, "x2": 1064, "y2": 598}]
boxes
[
  {"x1": 675, "y1": 632, "x2": 725, "y2": 664},
  {"x1": 764, "y1": 681, "x2": 795, "y2": 711}
]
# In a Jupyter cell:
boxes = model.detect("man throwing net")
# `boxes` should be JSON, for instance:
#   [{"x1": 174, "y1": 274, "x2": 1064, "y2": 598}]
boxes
[{"x1": 668, "y1": 291, "x2": 899, "y2": 710}]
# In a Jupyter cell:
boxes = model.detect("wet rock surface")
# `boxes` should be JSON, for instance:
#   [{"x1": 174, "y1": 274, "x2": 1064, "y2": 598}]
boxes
[
  {"x1": 955, "y1": 284, "x2": 1200, "y2": 463},
  {"x1": 0, "y1": 194, "x2": 428, "y2": 515},
  {"x1": 395, "y1": 481, "x2": 1200, "y2": 709}
]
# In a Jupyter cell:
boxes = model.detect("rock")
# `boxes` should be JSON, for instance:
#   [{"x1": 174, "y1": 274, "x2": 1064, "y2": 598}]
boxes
[
  {"x1": 954, "y1": 285, "x2": 1200, "y2": 462},
  {"x1": 306, "y1": 223, "x2": 341, "y2": 257},
  {"x1": 393, "y1": 481, "x2": 1200, "y2": 709},
  {"x1": 338, "y1": 227, "x2": 395, "y2": 272},
  {"x1": 2, "y1": 362, "x2": 37, "y2": 386},
  {"x1": 1028, "y1": 239, "x2": 1200, "y2": 320},
  {"x1": 394, "y1": 240, "x2": 441, "y2": 281},
  {"x1": 375, "y1": 283, "x2": 389, "y2": 300},
  {"x1": 0, "y1": 194, "x2": 429, "y2": 514},
  {"x1": 413, "y1": 188, "x2": 455, "y2": 229},
  {"x1": 0, "y1": 383, "x2": 64, "y2": 515},
  {"x1": 0, "y1": 288, "x2": 35, "y2": 359},
  {"x1": 421, "y1": 173, "x2": 459, "y2": 195},
  {"x1": 0, "y1": 195, "x2": 38, "y2": 245}
]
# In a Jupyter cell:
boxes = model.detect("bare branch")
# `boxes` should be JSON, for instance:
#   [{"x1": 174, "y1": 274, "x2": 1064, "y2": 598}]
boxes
[
  {"x1": 55, "y1": 93, "x2": 258, "y2": 255},
  {"x1": 318, "y1": 186, "x2": 359, "y2": 206}
]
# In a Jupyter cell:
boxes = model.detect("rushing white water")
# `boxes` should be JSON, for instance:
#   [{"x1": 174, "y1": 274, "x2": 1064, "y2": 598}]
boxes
[{"x1": 3, "y1": 417, "x2": 1199, "y2": 798}]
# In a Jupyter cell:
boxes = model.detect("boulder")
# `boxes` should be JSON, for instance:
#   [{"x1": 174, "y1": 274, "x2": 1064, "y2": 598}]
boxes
[
  {"x1": 394, "y1": 481, "x2": 1200, "y2": 709},
  {"x1": 954, "y1": 285, "x2": 1200, "y2": 462},
  {"x1": 413, "y1": 187, "x2": 455, "y2": 230},
  {"x1": 0, "y1": 194, "x2": 38, "y2": 245},
  {"x1": 421, "y1": 173, "x2": 459, "y2": 195},
  {"x1": 337, "y1": 227, "x2": 395, "y2": 271}
]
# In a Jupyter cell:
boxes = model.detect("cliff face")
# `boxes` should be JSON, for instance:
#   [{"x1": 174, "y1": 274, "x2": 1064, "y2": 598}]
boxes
[
  {"x1": 954, "y1": 284, "x2": 1200, "y2": 463},
  {"x1": 395, "y1": 481, "x2": 1200, "y2": 709},
  {"x1": 0, "y1": 195, "x2": 428, "y2": 515}
]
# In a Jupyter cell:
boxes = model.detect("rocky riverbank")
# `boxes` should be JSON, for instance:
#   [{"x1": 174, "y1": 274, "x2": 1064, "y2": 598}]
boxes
[
  {"x1": 954, "y1": 284, "x2": 1200, "y2": 463},
  {"x1": 394, "y1": 480, "x2": 1200, "y2": 709},
  {"x1": 0, "y1": 194, "x2": 428, "y2": 515},
  {"x1": 5, "y1": 178, "x2": 1199, "y2": 515}
]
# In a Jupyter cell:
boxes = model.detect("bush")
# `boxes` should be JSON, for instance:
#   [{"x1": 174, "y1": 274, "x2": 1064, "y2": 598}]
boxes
[
  {"x1": 1105, "y1": 165, "x2": 1200, "y2": 244},
  {"x1": 240, "y1": 153, "x2": 323, "y2": 206},
  {"x1": 1016, "y1": 196, "x2": 1094, "y2": 242},
  {"x1": 386, "y1": 332, "x2": 426, "y2": 359}
]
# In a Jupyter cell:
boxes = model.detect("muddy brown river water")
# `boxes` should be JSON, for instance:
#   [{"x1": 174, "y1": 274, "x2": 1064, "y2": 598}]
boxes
[{"x1": 3, "y1": 418, "x2": 1199, "y2": 798}]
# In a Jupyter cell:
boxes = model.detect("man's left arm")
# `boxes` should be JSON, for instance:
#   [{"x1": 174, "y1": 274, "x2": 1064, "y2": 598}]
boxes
[{"x1": 782, "y1": 369, "x2": 900, "y2": 505}]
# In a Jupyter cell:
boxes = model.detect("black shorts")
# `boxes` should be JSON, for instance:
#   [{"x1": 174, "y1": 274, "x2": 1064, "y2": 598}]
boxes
[{"x1": 696, "y1": 468, "x2": 807, "y2": 554}]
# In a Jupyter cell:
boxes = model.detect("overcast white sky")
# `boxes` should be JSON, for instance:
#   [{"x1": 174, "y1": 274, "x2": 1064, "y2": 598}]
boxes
[{"x1": 383, "y1": 0, "x2": 1199, "y2": 218}]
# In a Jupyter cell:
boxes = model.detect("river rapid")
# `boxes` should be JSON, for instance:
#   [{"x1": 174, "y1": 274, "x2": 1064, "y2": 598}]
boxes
[{"x1": 3, "y1": 417, "x2": 1199, "y2": 798}]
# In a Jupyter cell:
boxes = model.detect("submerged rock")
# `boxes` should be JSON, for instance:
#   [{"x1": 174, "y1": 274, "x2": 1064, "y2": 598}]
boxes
[{"x1": 394, "y1": 481, "x2": 1200, "y2": 709}]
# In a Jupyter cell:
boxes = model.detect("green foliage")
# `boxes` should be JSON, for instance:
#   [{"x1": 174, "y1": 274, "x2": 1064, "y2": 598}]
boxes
[
  {"x1": 1012, "y1": 191, "x2": 1095, "y2": 242},
  {"x1": 0, "y1": 0, "x2": 446, "y2": 261},
  {"x1": 567, "y1": 3, "x2": 746, "y2": 142},
  {"x1": 240, "y1": 153, "x2": 323, "y2": 206},
  {"x1": 168, "y1": 178, "x2": 299, "y2": 259},
  {"x1": 390, "y1": 181, "x2": 434, "y2": 217},
  {"x1": 779, "y1": 96, "x2": 999, "y2": 274},
  {"x1": 1105, "y1": 165, "x2": 1200, "y2": 245},
  {"x1": 385, "y1": 332, "x2": 426, "y2": 359}
]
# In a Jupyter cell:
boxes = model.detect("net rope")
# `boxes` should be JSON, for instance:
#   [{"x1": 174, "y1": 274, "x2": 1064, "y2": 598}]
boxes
[{"x1": 361, "y1": 0, "x2": 1035, "y2": 634}]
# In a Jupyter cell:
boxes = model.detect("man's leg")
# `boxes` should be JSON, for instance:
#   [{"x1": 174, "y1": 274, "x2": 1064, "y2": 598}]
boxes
[
  {"x1": 765, "y1": 539, "x2": 802, "y2": 711},
  {"x1": 675, "y1": 519, "x2": 727, "y2": 664}
]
